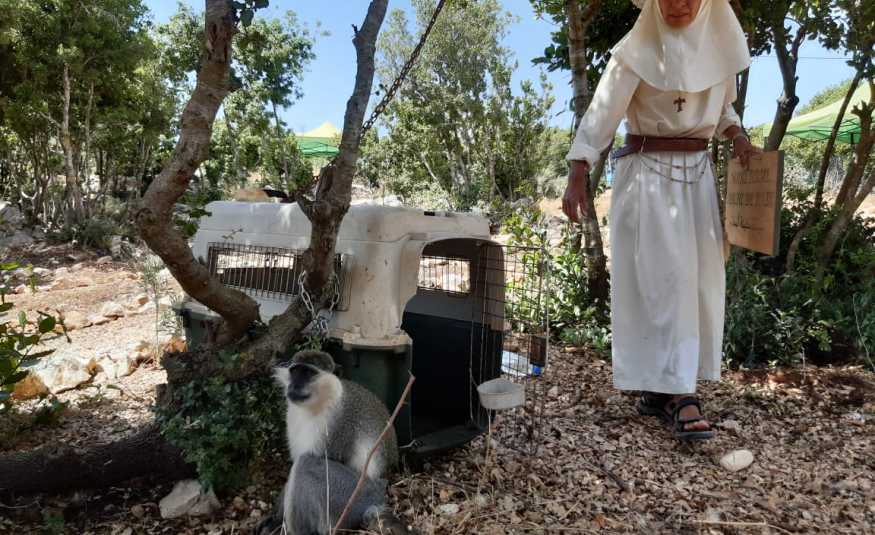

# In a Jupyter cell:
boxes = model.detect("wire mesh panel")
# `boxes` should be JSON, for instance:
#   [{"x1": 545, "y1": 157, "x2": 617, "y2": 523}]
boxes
[
  {"x1": 206, "y1": 243, "x2": 350, "y2": 308},
  {"x1": 473, "y1": 243, "x2": 549, "y2": 454},
  {"x1": 418, "y1": 255, "x2": 471, "y2": 295}
]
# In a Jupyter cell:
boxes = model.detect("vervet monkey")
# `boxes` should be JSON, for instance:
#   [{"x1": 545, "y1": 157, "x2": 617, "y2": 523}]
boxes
[
  {"x1": 255, "y1": 350, "x2": 404, "y2": 534},
  {"x1": 274, "y1": 350, "x2": 399, "y2": 479}
]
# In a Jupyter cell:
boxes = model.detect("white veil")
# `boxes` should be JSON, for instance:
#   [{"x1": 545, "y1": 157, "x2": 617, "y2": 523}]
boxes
[{"x1": 613, "y1": 0, "x2": 751, "y2": 93}]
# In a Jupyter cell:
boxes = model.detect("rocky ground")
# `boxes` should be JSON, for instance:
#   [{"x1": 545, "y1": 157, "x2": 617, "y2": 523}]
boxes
[{"x1": 1, "y1": 241, "x2": 873, "y2": 534}]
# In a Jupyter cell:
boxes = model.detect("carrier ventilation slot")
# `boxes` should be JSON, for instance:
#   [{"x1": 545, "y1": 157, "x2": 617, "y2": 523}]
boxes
[
  {"x1": 417, "y1": 255, "x2": 471, "y2": 296},
  {"x1": 206, "y1": 243, "x2": 350, "y2": 309}
]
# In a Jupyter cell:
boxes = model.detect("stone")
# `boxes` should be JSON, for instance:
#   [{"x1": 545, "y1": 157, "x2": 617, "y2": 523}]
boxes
[
  {"x1": 88, "y1": 314, "x2": 111, "y2": 326},
  {"x1": 71, "y1": 262, "x2": 86, "y2": 271},
  {"x1": 0, "y1": 201, "x2": 23, "y2": 232},
  {"x1": 111, "y1": 236, "x2": 134, "y2": 259},
  {"x1": 32, "y1": 267, "x2": 51, "y2": 277},
  {"x1": 547, "y1": 385, "x2": 560, "y2": 398},
  {"x1": 716, "y1": 419, "x2": 742, "y2": 434},
  {"x1": 54, "y1": 267, "x2": 70, "y2": 276},
  {"x1": 159, "y1": 480, "x2": 221, "y2": 519},
  {"x1": 136, "y1": 302, "x2": 156, "y2": 315},
  {"x1": 134, "y1": 293, "x2": 149, "y2": 306},
  {"x1": 438, "y1": 503, "x2": 460, "y2": 516},
  {"x1": 157, "y1": 296, "x2": 174, "y2": 311},
  {"x1": 25, "y1": 356, "x2": 97, "y2": 394},
  {"x1": 60, "y1": 310, "x2": 91, "y2": 331},
  {"x1": 719, "y1": 449, "x2": 754, "y2": 473},
  {"x1": 100, "y1": 302, "x2": 126, "y2": 319},
  {"x1": 130, "y1": 504, "x2": 145, "y2": 519},
  {"x1": 96, "y1": 256, "x2": 113, "y2": 265},
  {"x1": 0, "y1": 230, "x2": 34, "y2": 249},
  {"x1": 94, "y1": 351, "x2": 137, "y2": 381},
  {"x1": 11, "y1": 371, "x2": 50, "y2": 400},
  {"x1": 232, "y1": 496, "x2": 247, "y2": 511}
]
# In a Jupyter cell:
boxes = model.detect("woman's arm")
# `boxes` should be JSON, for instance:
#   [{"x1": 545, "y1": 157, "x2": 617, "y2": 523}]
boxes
[
  {"x1": 721, "y1": 123, "x2": 762, "y2": 168},
  {"x1": 564, "y1": 58, "x2": 640, "y2": 222}
]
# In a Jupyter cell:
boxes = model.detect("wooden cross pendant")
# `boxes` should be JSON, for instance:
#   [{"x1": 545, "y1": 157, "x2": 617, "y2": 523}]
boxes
[{"x1": 674, "y1": 95, "x2": 686, "y2": 112}]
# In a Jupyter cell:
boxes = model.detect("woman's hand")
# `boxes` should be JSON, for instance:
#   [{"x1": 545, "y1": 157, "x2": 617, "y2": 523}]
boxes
[
  {"x1": 563, "y1": 160, "x2": 591, "y2": 223},
  {"x1": 723, "y1": 124, "x2": 763, "y2": 168}
]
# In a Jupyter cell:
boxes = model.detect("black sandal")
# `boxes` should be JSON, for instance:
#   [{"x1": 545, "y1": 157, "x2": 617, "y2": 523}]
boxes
[
  {"x1": 636, "y1": 391, "x2": 673, "y2": 420},
  {"x1": 667, "y1": 396, "x2": 714, "y2": 441}
]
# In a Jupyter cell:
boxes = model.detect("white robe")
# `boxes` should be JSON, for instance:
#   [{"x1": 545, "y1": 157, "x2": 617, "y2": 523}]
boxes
[{"x1": 566, "y1": 57, "x2": 741, "y2": 394}]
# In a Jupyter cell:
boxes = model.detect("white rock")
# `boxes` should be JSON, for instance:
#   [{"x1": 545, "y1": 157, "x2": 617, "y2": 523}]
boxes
[
  {"x1": 0, "y1": 201, "x2": 23, "y2": 231},
  {"x1": 136, "y1": 302, "x2": 156, "y2": 315},
  {"x1": 61, "y1": 310, "x2": 91, "y2": 331},
  {"x1": 26, "y1": 356, "x2": 97, "y2": 394},
  {"x1": 716, "y1": 419, "x2": 742, "y2": 433},
  {"x1": 32, "y1": 267, "x2": 51, "y2": 277},
  {"x1": 134, "y1": 293, "x2": 149, "y2": 306},
  {"x1": 94, "y1": 351, "x2": 138, "y2": 381},
  {"x1": 96, "y1": 255, "x2": 113, "y2": 265},
  {"x1": 71, "y1": 262, "x2": 86, "y2": 271},
  {"x1": 100, "y1": 302, "x2": 126, "y2": 319},
  {"x1": 719, "y1": 449, "x2": 754, "y2": 473},
  {"x1": 547, "y1": 385, "x2": 560, "y2": 398},
  {"x1": 159, "y1": 479, "x2": 221, "y2": 519},
  {"x1": 54, "y1": 267, "x2": 70, "y2": 276},
  {"x1": 88, "y1": 314, "x2": 111, "y2": 326},
  {"x1": 437, "y1": 503, "x2": 460, "y2": 516},
  {"x1": 157, "y1": 296, "x2": 174, "y2": 311}
]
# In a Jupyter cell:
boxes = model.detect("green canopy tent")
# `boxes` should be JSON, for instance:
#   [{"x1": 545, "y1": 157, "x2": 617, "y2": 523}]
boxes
[
  {"x1": 295, "y1": 122, "x2": 341, "y2": 159},
  {"x1": 296, "y1": 136, "x2": 340, "y2": 158},
  {"x1": 785, "y1": 83, "x2": 871, "y2": 144}
]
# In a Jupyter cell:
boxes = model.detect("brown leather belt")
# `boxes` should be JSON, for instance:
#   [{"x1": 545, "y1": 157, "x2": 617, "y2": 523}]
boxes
[{"x1": 612, "y1": 134, "x2": 710, "y2": 159}]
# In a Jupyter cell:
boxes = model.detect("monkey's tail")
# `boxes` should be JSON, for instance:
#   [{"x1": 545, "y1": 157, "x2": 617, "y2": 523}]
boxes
[{"x1": 363, "y1": 506, "x2": 419, "y2": 535}]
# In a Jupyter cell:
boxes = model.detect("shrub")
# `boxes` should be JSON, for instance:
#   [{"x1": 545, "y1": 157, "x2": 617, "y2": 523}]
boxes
[
  {"x1": 0, "y1": 262, "x2": 62, "y2": 412},
  {"x1": 723, "y1": 186, "x2": 875, "y2": 367},
  {"x1": 155, "y1": 372, "x2": 286, "y2": 492}
]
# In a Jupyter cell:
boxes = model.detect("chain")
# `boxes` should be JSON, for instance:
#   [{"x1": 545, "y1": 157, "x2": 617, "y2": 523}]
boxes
[
  {"x1": 360, "y1": 0, "x2": 448, "y2": 135},
  {"x1": 298, "y1": 270, "x2": 342, "y2": 340}
]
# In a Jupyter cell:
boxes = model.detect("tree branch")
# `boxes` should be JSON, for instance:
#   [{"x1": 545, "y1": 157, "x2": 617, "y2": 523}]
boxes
[
  {"x1": 333, "y1": 374, "x2": 415, "y2": 534},
  {"x1": 134, "y1": 0, "x2": 260, "y2": 347}
]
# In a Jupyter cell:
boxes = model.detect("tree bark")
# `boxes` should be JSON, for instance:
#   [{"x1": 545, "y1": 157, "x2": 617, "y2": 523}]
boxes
[
  {"x1": 764, "y1": 20, "x2": 805, "y2": 152},
  {"x1": 60, "y1": 63, "x2": 85, "y2": 227},
  {"x1": 0, "y1": 425, "x2": 192, "y2": 496},
  {"x1": 0, "y1": 0, "x2": 393, "y2": 497},
  {"x1": 134, "y1": 0, "x2": 260, "y2": 347},
  {"x1": 817, "y1": 90, "x2": 875, "y2": 271},
  {"x1": 566, "y1": 0, "x2": 609, "y2": 310}
]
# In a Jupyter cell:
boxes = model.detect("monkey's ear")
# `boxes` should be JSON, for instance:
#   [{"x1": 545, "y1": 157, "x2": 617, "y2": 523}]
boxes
[{"x1": 273, "y1": 366, "x2": 291, "y2": 388}]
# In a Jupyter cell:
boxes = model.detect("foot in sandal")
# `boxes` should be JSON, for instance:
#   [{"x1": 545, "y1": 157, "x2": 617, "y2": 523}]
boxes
[{"x1": 636, "y1": 392, "x2": 714, "y2": 441}]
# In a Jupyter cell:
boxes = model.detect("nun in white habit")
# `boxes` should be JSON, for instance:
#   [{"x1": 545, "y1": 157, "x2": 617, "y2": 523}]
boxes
[{"x1": 562, "y1": 0, "x2": 760, "y2": 440}]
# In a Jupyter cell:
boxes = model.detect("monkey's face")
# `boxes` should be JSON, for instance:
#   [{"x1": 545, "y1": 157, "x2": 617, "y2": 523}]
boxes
[{"x1": 286, "y1": 364, "x2": 320, "y2": 403}]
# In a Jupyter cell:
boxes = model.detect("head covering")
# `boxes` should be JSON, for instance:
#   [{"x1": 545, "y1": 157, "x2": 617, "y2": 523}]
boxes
[{"x1": 612, "y1": 0, "x2": 751, "y2": 93}]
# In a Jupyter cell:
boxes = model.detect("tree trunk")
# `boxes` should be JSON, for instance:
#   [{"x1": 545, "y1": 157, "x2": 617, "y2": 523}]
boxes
[
  {"x1": 60, "y1": 63, "x2": 85, "y2": 227},
  {"x1": 816, "y1": 91, "x2": 875, "y2": 272},
  {"x1": 135, "y1": 0, "x2": 260, "y2": 347},
  {"x1": 764, "y1": 23, "x2": 805, "y2": 152},
  {"x1": 0, "y1": 0, "x2": 392, "y2": 497},
  {"x1": 0, "y1": 425, "x2": 192, "y2": 496},
  {"x1": 785, "y1": 72, "x2": 862, "y2": 272},
  {"x1": 566, "y1": 0, "x2": 609, "y2": 310}
]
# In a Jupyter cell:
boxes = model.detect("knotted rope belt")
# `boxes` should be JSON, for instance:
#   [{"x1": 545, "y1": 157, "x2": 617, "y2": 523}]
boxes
[{"x1": 612, "y1": 134, "x2": 710, "y2": 159}]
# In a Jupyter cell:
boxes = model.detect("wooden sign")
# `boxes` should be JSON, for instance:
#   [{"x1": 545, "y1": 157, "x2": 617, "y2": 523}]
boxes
[{"x1": 725, "y1": 151, "x2": 784, "y2": 256}]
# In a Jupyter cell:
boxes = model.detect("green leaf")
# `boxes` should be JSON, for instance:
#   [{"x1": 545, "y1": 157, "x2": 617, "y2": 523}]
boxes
[
  {"x1": 253, "y1": 0, "x2": 269, "y2": 9},
  {"x1": 0, "y1": 262, "x2": 19, "y2": 271},
  {"x1": 0, "y1": 302, "x2": 12, "y2": 313},
  {"x1": 26, "y1": 349, "x2": 54, "y2": 360},
  {"x1": 18, "y1": 310, "x2": 27, "y2": 327},
  {"x1": 240, "y1": 9, "x2": 254, "y2": 27},
  {"x1": 2, "y1": 370, "x2": 28, "y2": 386},
  {"x1": 38, "y1": 316, "x2": 56, "y2": 334}
]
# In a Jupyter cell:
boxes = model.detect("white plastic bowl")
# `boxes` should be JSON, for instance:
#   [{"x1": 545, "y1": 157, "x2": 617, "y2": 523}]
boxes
[{"x1": 477, "y1": 378, "x2": 525, "y2": 410}]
